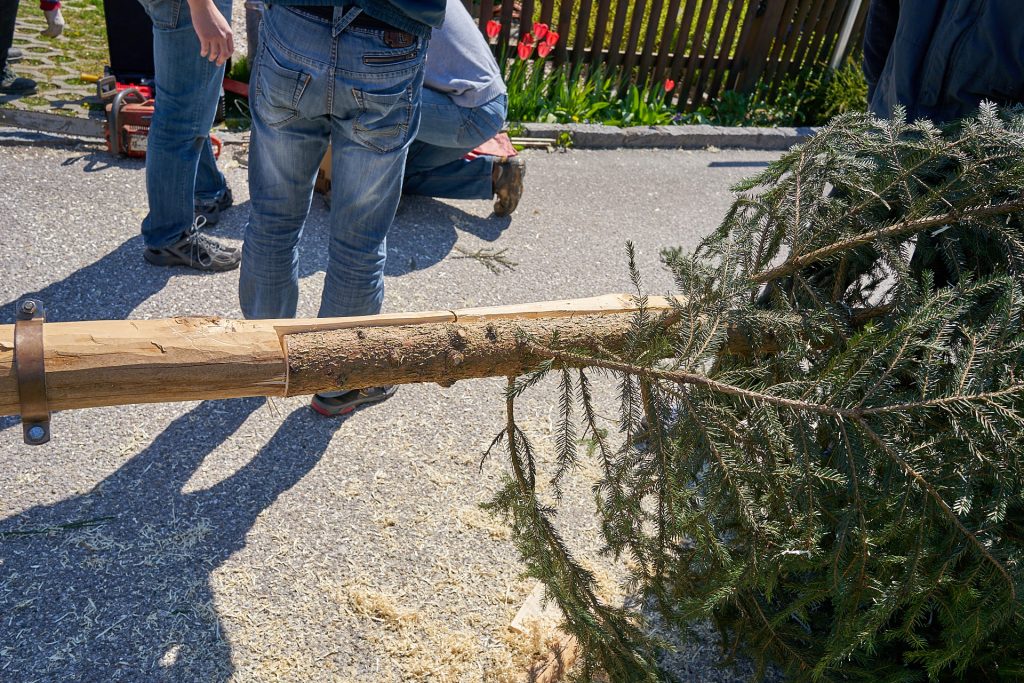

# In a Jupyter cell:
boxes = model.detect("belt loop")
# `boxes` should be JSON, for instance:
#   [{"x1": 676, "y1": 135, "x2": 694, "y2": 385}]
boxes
[{"x1": 333, "y1": 5, "x2": 362, "y2": 36}]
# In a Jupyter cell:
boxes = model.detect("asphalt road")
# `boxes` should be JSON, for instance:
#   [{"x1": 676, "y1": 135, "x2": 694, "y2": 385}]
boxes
[{"x1": 0, "y1": 130, "x2": 780, "y2": 682}]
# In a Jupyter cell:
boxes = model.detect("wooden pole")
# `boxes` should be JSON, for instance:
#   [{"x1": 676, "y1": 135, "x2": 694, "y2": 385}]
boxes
[{"x1": 0, "y1": 295, "x2": 674, "y2": 417}]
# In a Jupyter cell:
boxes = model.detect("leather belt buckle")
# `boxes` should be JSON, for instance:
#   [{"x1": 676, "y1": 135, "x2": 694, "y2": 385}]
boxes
[{"x1": 383, "y1": 30, "x2": 415, "y2": 48}]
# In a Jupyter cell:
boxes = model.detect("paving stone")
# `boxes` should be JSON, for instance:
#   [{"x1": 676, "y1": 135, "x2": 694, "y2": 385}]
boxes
[{"x1": 2, "y1": 4, "x2": 108, "y2": 116}]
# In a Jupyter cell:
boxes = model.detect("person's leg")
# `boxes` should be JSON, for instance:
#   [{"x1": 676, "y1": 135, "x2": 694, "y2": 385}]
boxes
[
  {"x1": 0, "y1": 0, "x2": 19, "y2": 74},
  {"x1": 140, "y1": 0, "x2": 232, "y2": 249},
  {"x1": 318, "y1": 18, "x2": 428, "y2": 319},
  {"x1": 194, "y1": 136, "x2": 227, "y2": 204},
  {"x1": 239, "y1": 5, "x2": 331, "y2": 319},
  {"x1": 414, "y1": 90, "x2": 505, "y2": 150},
  {"x1": 0, "y1": 0, "x2": 35, "y2": 93},
  {"x1": 310, "y1": 12, "x2": 427, "y2": 414},
  {"x1": 403, "y1": 91, "x2": 506, "y2": 199},
  {"x1": 194, "y1": 136, "x2": 232, "y2": 225}
]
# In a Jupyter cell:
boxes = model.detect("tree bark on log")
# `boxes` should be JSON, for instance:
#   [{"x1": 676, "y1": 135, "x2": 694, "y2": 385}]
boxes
[
  {"x1": 284, "y1": 312, "x2": 641, "y2": 396},
  {"x1": 0, "y1": 295, "x2": 673, "y2": 417}
]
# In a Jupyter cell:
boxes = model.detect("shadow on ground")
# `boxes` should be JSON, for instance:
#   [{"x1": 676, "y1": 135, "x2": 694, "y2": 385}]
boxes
[
  {"x1": 0, "y1": 134, "x2": 140, "y2": 172},
  {"x1": 0, "y1": 235, "x2": 205, "y2": 325},
  {"x1": 59, "y1": 146, "x2": 146, "y2": 173},
  {"x1": 0, "y1": 398, "x2": 345, "y2": 681},
  {"x1": 387, "y1": 195, "x2": 511, "y2": 276},
  {"x1": 296, "y1": 195, "x2": 511, "y2": 278},
  {"x1": 642, "y1": 598, "x2": 785, "y2": 682}
]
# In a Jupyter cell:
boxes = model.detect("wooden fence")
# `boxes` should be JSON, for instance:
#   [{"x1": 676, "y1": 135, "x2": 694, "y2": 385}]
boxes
[{"x1": 461, "y1": 0, "x2": 869, "y2": 111}]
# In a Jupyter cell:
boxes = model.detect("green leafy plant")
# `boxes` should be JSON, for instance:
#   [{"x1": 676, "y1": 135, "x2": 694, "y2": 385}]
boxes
[
  {"x1": 486, "y1": 106, "x2": 1024, "y2": 681},
  {"x1": 545, "y1": 63, "x2": 611, "y2": 124},
  {"x1": 500, "y1": 53, "x2": 863, "y2": 129},
  {"x1": 499, "y1": 22, "x2": 562, "y2": 123},
  {"x1": 227, "y1": 54, "x2": 251, "y2": 84},
  {"x1": 604, "y1": 81, "x2": 677, "y2": 127},
  {"x1": 821, "y1": 56, "x2": 869, "y2": 118}
]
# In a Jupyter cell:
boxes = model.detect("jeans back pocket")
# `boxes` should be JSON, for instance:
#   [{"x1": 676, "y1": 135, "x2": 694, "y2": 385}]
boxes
[
  {"x1": 254, "y1": 45, "x2": 311, "y2": 128},
  {"x1": 351, "y1": 84, "x2": 415, "y2": 153}
]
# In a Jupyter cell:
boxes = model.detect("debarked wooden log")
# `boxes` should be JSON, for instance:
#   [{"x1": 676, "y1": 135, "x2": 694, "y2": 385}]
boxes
[{"x1": 0, "y1": 294, "x2": 676, "y2": 417}]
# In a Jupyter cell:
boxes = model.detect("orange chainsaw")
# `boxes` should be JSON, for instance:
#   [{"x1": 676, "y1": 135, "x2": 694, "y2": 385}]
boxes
[{"x1": 106, "y1": 87, "x2": 222, "y2": 159}]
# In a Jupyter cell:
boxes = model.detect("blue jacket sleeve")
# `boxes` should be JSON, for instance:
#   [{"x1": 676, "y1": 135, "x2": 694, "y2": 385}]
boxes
[{"x1": 862, "y1": 0, "x2": 900, "y2": 102}]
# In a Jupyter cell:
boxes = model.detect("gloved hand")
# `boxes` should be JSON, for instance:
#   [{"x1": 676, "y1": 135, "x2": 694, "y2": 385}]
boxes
[{"x1": 42, "y1": 8, "x2": 66, "y2": 37}]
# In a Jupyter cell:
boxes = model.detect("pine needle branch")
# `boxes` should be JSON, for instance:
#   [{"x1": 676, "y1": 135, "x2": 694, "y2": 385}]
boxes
[
  {"x1": 452, "y1": 246, "x2": 518, "y2": 274},
  {"x1": 854, "y1": 416, "x2": 1016, "y2": 599},
  {"x1": 751, "y1": 198, "x2": 1024, "y2": 284}
]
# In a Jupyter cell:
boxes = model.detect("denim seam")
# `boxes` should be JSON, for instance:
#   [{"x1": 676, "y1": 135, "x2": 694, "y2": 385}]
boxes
[
  {"x1": 327, "y1": 31, "x2": 337, "y2": 114},
  {"x1": 144, "y1": 0, "x2": 184, "y2": 30},
  {"x1": 263, "y1": 18, "x2": 332, "y2": 70},
  {"x1": 263, "y1": 10, "x2": 424, "y2": 77},
  {"x1": 278, "y1": 8, "x2": 396, "y2": 38}
]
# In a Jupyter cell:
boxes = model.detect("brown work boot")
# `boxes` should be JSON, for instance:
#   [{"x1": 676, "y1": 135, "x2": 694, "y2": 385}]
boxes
[{"x1": 492, "y1": 156, "x2": 525, "y2": 217}]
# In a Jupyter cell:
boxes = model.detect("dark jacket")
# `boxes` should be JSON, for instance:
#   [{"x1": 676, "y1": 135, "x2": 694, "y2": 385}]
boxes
[
  {"x1": 279, "y1": 0, "x2": 445, "y2": 37},
  {"x1": 863, "y1": 0, "x2": 1024, "y2": 123}
]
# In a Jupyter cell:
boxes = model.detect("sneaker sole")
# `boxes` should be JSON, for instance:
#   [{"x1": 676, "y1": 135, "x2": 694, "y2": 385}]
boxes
[
  {"x1": 310, "y1": 387, "x2": 396, "y2": 417},
  {"x1": 310, "y1": 401, "x2": 357, "y2": 418},
  {"x1": 143, "y1": 247, "x2": 240, "y2": 272}
]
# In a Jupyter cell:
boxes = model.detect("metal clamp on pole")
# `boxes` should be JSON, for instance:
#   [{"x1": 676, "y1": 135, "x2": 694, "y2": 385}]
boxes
[{"x1": 15, "y1": 299, "x2": 50, "y2": 445}]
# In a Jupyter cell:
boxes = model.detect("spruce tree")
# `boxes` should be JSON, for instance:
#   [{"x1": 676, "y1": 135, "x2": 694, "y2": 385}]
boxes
[{"x1": 486, "y1": 105, "x2": 1024, "y2": 681}]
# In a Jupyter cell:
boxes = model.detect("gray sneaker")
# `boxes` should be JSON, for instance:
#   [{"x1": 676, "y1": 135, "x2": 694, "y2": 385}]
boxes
[
  {"x1": 492, "y1": 156, "x2": 525, "y2": 217},
  {"x1": 0, "y1": 66, "x2": 36, "y2": 94},
  {"x1": 5, "y1": 47, "x2": 23, "y2": 63},
  {"x1": 311, "y1": 386, "x2": 397, "y2": 417},
  {"x1": 143, "y1": 219, "x2": 241, "y2": 271}
]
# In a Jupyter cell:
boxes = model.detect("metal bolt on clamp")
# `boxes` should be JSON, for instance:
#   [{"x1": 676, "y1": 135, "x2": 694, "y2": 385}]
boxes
[{"x1": 14, "y1": 298, "x2": 50, "y2": 445}]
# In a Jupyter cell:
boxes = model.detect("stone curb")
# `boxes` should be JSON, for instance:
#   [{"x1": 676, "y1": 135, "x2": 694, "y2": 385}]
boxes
[
  {"x1": 0, "y1": 109, "x2": 252, "y2": 145},
  {"x1": 0, "y1": 109, "x2": 815, "y2": 152},
  {"x1": 521, "y1": 122, "x2": 818, "y2": 151}
]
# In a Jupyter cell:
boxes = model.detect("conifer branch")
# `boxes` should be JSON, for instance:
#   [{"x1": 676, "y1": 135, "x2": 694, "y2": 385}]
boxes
[
  {"x1": 853, "y1": 416, "x2": 1015, "y2": 599},
  {"x1": 523, "y1": 341, "x2": 858, "y2": 418},
  {"x1": 750, "y1": 199, "x2": 1024, "y2": 284},
  {"x1": 858, "y1": 386, "x2": 1024, "y2": 415}
]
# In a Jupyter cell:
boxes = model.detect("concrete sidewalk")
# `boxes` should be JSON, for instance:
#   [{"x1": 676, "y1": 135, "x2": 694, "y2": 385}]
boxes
[{"x1": 0, "y1": 133, "x2": 781, "y2": 682}]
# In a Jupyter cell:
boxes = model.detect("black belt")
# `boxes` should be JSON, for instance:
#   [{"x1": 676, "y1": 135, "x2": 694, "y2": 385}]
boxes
[{"x1": 294, "y1": 5, "x2": 396, "y2": 30}]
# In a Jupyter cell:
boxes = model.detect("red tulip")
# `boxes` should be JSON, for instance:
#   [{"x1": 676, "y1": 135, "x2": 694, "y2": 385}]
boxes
[
  {"x1": 664, "y1": 78, "x2": 676, "y2": 92},
  {"x1": 485, "y1": 19, "x2": 501, "y2": 39},
  {"x1": 517, "y1": 41, "x2": 534, "y2": 60},
  {"x1": 521, "y1": 31, "x2": 534, "y2": 46},
  {"x1": 537, "y1": 42, "x2": 552, "y2": 58},
  {"x1": 532, "y1": 22, "x2": 548, "y2": 41},
  {"x1": 544, "y1": 31, "x2": 559, "y2": 47}
]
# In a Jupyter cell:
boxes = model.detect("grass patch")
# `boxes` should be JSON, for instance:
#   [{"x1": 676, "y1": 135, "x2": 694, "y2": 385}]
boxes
[
  {"x1": 16, "y1": 0, "x2": 110, "y2": 82},
  {"x1": 18, "y1": 96, "x2": 51, "y2": 107}
]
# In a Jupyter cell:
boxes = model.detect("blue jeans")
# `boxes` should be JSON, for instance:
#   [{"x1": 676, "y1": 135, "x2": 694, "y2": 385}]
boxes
[
  {"x1": 138, "y1": 0, "x2": 230, "y2": 248},
  {"x1": 240, "y1": 5, "x2": 427, "y2": 320},
  {"x1": 403, "y1": 91, "x2": 506, "y2": 199}
]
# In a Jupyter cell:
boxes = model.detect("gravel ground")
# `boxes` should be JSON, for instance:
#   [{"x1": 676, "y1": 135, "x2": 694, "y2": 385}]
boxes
[{"x1": 0, "y1": 132, "x2": 781, "y2": 682}]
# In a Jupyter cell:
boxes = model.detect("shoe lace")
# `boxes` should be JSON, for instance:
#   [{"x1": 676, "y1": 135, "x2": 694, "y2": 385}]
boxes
[{"x1": 184, "y1": 216, "x2": 230, "y2": 265}]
